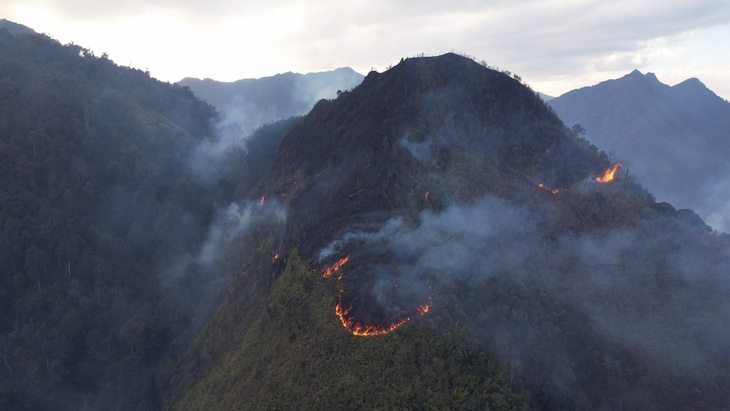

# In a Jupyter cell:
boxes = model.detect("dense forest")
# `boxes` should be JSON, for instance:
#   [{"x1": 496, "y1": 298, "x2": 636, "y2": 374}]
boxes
[
  {"x1": 2, "y1": 24, "x2": 730, "y2": 410},
  {"x1": 0, "y1": 26, "x2": 298, "y2": 410}
]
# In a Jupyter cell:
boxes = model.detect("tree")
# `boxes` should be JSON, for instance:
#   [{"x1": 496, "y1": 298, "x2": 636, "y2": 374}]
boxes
[
  {"x1": 24, "y1": 246, "x2": 48, "y2": 291},
  {"x1": 571, "y1": 123, "x2": 586, "y2": 136}
]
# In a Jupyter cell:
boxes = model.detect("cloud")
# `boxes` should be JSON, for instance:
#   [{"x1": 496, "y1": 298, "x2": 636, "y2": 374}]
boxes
[{"x1": 2, "y1": 1, "x2": 729, "y2": 97}]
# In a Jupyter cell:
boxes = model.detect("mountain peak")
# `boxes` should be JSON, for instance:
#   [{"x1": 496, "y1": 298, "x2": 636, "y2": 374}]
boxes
[
  {"x1": 673, "y1": 76, "x2": 707, "y2": 91},
  {"x1": 0, "y1": 19, "x2": 37, "y2": 37},
  {"x1": 672, "y1": 76, "x2": 726, "y2": 105},
  {"x1": 266, "y1": 53, "x2": 601, "y2": 257},
  {"x1": 624, "y1": 69, "x2": 660, "y2": 84},
  {"x1": 548, "y1": 65, "x2": 730, "y2": 231}
]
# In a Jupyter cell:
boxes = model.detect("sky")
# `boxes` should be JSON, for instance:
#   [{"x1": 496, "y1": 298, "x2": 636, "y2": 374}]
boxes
[{"x1": 2, "y1": 0, "x2": 730, "y2": 99}]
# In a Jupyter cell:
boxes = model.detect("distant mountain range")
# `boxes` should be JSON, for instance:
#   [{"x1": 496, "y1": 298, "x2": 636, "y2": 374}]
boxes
[
  {"x1": 549, "y1": 70, "x2": 730, "y2": 231},
  {"x1": 178, "y1": 68, "x2": 364, "y2": 132}
]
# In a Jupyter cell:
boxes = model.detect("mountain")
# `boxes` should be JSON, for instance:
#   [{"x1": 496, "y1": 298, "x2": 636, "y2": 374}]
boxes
[
  {"x1": 0, "y1": 22, "x2": 300, "y2": 410},
  {"x1": 162, "y1": 54, "x2": 730, "y2": 410},
  {"x1": 537, "y1": 92, "x2": 554, "y2": 101},
  {"x1": 0, "y1": 19, "x2": 37, "y2": 37},
  {"x1": 178, "y1": 67, "x2": 364, "y2": 132},
  {"x1": 548, "y1": 70, "x2": 730, "y2": 232}
]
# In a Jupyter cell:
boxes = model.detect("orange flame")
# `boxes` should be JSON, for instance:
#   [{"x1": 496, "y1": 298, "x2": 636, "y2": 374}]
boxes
[
  {"x1": 335, "y1": 301, "x2": 411, "y2": 336},
  {"x1": 424, "y1": 191, "x2": 429, "y2": 201},
  {"x1": 596, "y1": 163, "x2": 623, "y2": 183},
  {"x1": 538, "y1": 183, "x2": 560, "y2": 194},
  {"x1": 319, "y1": 255, "x2": 432, "y2": 336},
  {"x1": 259, "y1": 196, "x2": 265, "y2": 207},
  {"x1": 335, "y1": 295, "x2": 432, "y2": 336},
  {"x1": 321, "y1": 256, "x2": 350, "y2": 279},
  {"x1": 417, "y1": 296, "x2": 433, "y2": 315},
  {"x1": 272, "y1": 253, "x2": 280, "y2": 263}
]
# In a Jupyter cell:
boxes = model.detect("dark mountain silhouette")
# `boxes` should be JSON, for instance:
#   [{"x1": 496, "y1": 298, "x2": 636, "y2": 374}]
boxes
[
  {"x1": 178, "y1": 67, "x2": 364, "y2": 132},
  {"x1": 548, "y1": 70, "x2": 730, "y2": 232}
]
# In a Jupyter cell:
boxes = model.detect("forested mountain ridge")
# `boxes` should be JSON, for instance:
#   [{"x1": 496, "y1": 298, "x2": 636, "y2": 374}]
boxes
[
  {"x1": 168, "y1": 54, "x2": 730, "y2": 410},
  {"x1": 548, "y1": 70, "x2": 730, "y2": 232},
  {"x1": 0, "y1": 24, "x2": 294, "y2": 410}
]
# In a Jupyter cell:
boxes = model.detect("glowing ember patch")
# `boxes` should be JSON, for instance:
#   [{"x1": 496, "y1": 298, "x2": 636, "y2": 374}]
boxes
[
  {"x1": 335, "y1": 302, "x2": 411, "y2": 336},
  {"x1": 538, "y1": 183, "x2": 560, "y2": 194},
  {"x1": 317, "y1": 254, "x2": 432, "y2": 336},
  {"x1": 596, "y1": 163, "x2": 623, "y2": 183},
  {"x1": 321, "y1": 256, "x2": 349, "y2": 278},
  {"x1": 417, "y1": 297, "x2": 433, "y2": 315},
  {"x1": 424, "y1": 191, "x2": 429, "y2": 201}
]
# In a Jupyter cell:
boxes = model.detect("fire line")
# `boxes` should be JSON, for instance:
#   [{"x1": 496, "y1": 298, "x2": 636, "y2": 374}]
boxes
[
  {"x1": 317, "y1": 256, "x2": 433, "y2": 336},
  {"x1": 320, "y1": 256, "x2": 350, "y2": 279},
  {"x1": 596, "y1": 162, "x2": 623, "y2": 183}
]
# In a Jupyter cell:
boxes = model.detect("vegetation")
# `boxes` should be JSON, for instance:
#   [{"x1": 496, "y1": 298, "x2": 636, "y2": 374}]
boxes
[
  {"x1": 3, "y1": 26, "x2": 729, "y2": 410},
  {"x1": 177, "y1": 54, "x2": 730, "y2": 410},
  {"x1": 0, "y1": 27, "x2": 242, "y2": 410}
]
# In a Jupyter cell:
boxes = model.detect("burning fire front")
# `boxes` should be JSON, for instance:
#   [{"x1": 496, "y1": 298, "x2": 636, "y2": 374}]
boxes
[{"x1": 319, "y1": 256, "x2": 432, "y2": 336}]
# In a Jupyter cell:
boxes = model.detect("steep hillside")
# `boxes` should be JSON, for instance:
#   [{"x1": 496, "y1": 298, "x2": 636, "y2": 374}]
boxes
[
  {"x1": 0, "y1": 19, "x2": 37, "y2": 36},
  {"x1": 0, "y1": 23, "x2": 295, "y2": 410},
  {"x1": 549, "y1": 70, "x2": 730, "y2": 232},
  {"x1": 178, "y1": 67, "x2": 364, "y2": 132},
  {"x1": 168, "y1": 54, "x2": 730, "y2": 410}
]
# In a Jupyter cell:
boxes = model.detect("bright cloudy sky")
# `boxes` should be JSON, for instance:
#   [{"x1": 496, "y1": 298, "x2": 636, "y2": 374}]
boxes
[{"x1": 2, "y1": 0, "x2": 729, "y2": 99}]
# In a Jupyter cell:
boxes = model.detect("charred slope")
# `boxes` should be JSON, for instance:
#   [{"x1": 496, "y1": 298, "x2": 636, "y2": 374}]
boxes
[{"x1": 172, "y1": 54, "x2": 730, "y2": 410}]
